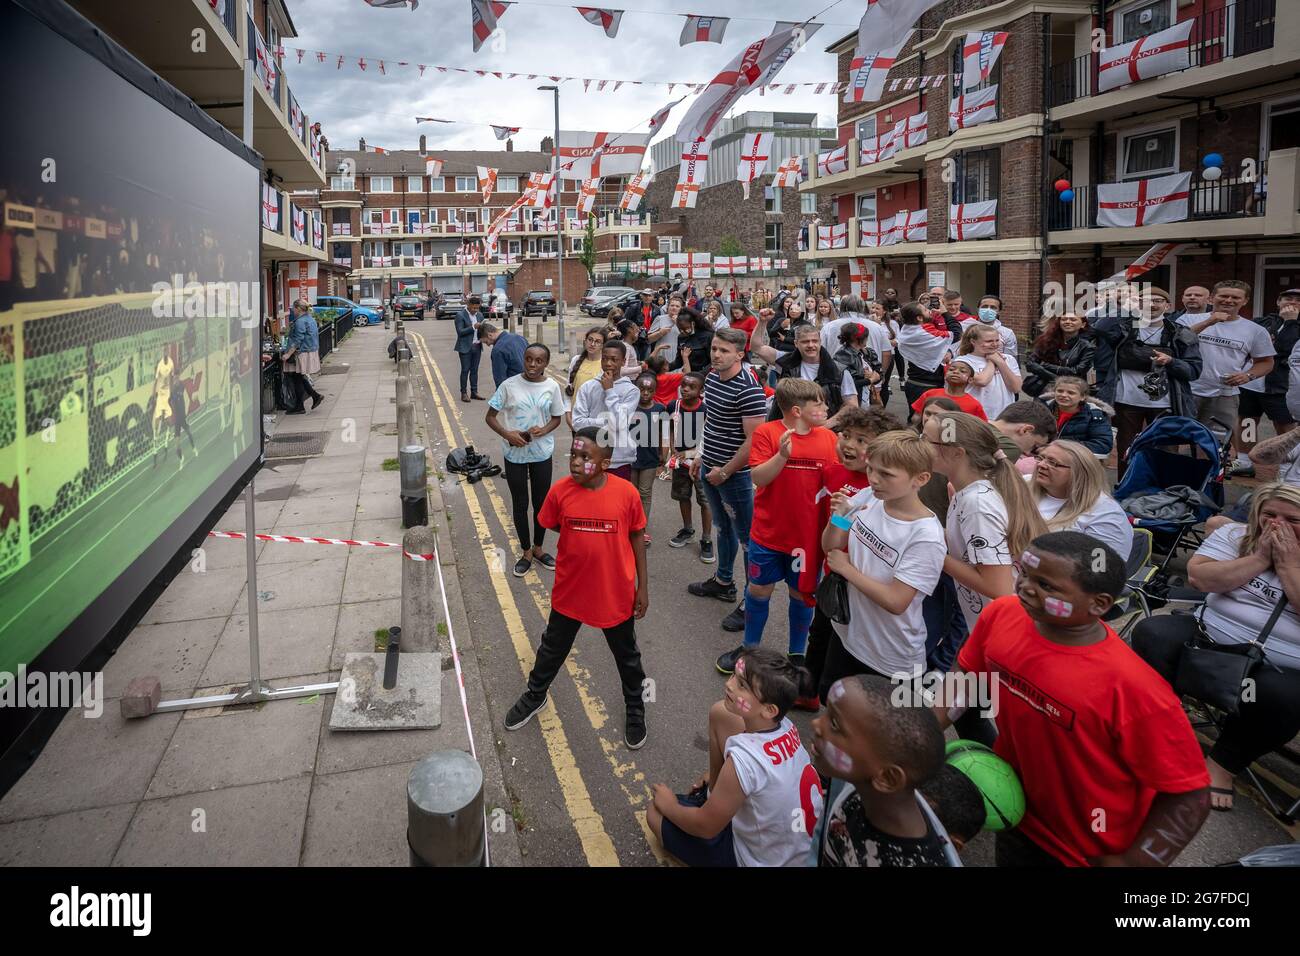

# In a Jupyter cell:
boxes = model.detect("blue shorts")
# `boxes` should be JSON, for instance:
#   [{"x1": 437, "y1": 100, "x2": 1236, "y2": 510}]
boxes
[
  {"x1": 747, "y1": 539, "x2": 802, "y2": 590},
  {"x1": 659, "y1": 790, "x2": 737, "y2": 867}
]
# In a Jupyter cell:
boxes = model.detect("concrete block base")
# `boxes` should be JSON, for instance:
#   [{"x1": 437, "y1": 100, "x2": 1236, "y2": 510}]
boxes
[{"x1": 329, "y1": 653, "x2": 442, "y2": 731}]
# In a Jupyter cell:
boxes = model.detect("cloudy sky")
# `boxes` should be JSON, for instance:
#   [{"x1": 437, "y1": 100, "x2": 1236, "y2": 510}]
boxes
[{"x1": 285, "y1": 0, "x2": 857, "y2": 157}]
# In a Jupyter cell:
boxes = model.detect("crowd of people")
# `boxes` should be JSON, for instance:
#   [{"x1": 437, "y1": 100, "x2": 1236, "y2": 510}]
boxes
[{"x1": 472, "y1": 273, "x2": 1300, "y2": 868}]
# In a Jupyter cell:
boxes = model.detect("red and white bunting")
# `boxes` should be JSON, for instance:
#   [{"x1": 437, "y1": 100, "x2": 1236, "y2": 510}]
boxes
[
  {"x1": 576, "y1": 6, "x2": 623, "y2": 38},
  {"x1": 471, "y1": 0, "x2": 510, "y2": 53},
  {"x1": 524, "y1": 171, "x2": 556, "y2": 208},
  {"x1": 849, "y1": 258, "x2": 875, "y2": 299},
  {"x1": 679, "y1": 14, "x2": 728, "y2": 45},
  {"x1": 558, "y1": 130, "x2": 651, "y2": 180},
  {"x1": 648, "y1": 98, "x2": 685, "y2": 134},
  {"x1": 713, "y1": 256, "x2": 749, "y2": 276},
  {"x1": 645, "y1": 257, "x2": 666, "y2": 276},
  {"x1": 856, "y1": 0, "x2": 944, "y2": 50},
  {"x1": 672, "y1": 140, "x2": 710, "y2": 209},
  {"x1": 949, "y1": 85, "x2": 998, "y2": 131},
  {"x1": 669, "y1": 251, "x2": 712, "y2": 279},
  {"x1": 415, "y1": 116, "x2": 453, "y2": 123},
  {"x1": 817, "y1": 145, "x2": 849, "y2": 177},
  {"x1": 962, "y1": 31, "x2": 1009, "y2": 91},
  {"x1": 675, "y1": 22, "x2": 821, "y2": 144},
  {"x1": 476, "y1": 165, "x2": 498, "y2": 203},
  {"x1": 752, "y1": 256, "x2": 774, "y2": 272},
  {"x1": 1098, "y1": 19, "x2": 1194, "y2": 94},
  {"x1": 1097, "y1": 172, "x2": 1191, "y2": 228},
  {"x1": 619, "y1": 171, "x2": 649, "y2": 212},
  {"x1": 844, "y1": 33, "x2": 910, "y2": 104},
  {"x1": 577, "y1": 177, "x2": 601, "y2": 216},
  {"x1": 773, "y1": 258, "x2": 788, "y2": 270},
  {"x1": 426, "y1": 157, "x2": 443, "y2": 178},
  {"x1": 736, "y1": 131, "x2": 774, "y2": 200},
  {"x1": 900, "y1": 207, "x2": 927, "y2": 242},
  {"x1": 365, "y1": 0, "x2": 419, "y2": 9},
  {"x1": 897, "y1": 112, "x2": 927, "y2": 150},
  {"x1": 949, "y1": 200, "x2": 998, "y2": 240},
  {"x1": 773, "y1": 155, "x2": 802, "y2": 189},
  {"x1": 817, "y1": 222, "x2": 848, "y2": 250},
  {"x1": 491, "y1": 125, "x2": 520, "y2": 140}
]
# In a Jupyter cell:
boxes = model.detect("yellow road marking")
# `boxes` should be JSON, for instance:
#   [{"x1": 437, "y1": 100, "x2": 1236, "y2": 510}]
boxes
[
  {"x1": 407, "y1": 333, "x2": 619, "y2": 867},
  {"x1": 410, "y1": 330, "x2": 671, "y2": 865}
]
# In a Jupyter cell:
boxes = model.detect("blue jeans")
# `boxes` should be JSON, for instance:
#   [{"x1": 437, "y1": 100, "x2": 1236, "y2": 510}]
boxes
[
  {"x1": 698, "y1": 465, "x2": 754, "y2": 586},
  {"x1": 923, "y1": 573, "x2": 969, "y2": 673},
  {"x1": 458, "y1": 346, "x2": 481, "y2": 394}
]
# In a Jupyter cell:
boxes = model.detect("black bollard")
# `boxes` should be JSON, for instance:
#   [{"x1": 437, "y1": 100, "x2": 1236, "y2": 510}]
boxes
[{"x1": 383, "y1": 626, "x2": 400, "y2": 689}]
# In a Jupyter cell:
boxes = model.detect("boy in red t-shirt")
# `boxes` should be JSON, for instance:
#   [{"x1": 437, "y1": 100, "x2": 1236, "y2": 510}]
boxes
[
  {"x1": 716, "y1": 379, "x2": 838, "y2": 677},
  {"x1": 909, "y1": 360, "x2": 987, "y2": 421},
  {"x1": 505, "y1": 427, "x2": 651, "y2": 749},
  {"x1": 940, "y1": 531, "x2": 1210, "y2": 867}
]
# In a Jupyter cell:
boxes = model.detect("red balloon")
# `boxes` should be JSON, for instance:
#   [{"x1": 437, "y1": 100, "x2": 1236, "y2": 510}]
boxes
[{"x1": 1053, "y1": 179, "x2": 1071, "y2": 193}]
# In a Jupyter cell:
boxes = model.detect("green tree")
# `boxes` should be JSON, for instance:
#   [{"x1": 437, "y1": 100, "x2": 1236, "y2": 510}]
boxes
[
  {"x1": 579, "y1": 214, "x2": 598, "y2": 284},
  {"x1": 717, "y1": 235, "x2": 743, "y2": 257}
]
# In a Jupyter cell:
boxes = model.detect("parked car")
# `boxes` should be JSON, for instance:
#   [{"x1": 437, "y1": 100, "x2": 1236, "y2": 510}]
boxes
[
  {"x1": 436, "y1": 291, "x2": 465, "y2": 320},
  {"x1": 522, "y1": 291, "x2": 557, "y2": 317},
  {"x1": 485, "y1": 293, "x2": 513, "y2": 319},
  {"x1": 358, "y1": 297, "x2": 386, "y2": 321},
  {"x1": 580, "y1": 285, "x2": 636, "y2": 315},
  {"x1": 589, "y1": 290, "x2": 641, "y2": 319},
  {"x1": 314, "y1": 295, "x2": 383, "y2": 326},
  {"x1": 393, "y1": 293, "x2": 425, "y2": 320}
]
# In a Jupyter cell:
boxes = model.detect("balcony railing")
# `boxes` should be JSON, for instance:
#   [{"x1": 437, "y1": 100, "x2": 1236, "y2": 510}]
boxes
[
  {"x1": 330, "y1": 223, "x2": 352, "y2": 236},
  {"x1": 212, "y1": 0, "x2": 237, "y2": 41},
  {"x1": 1046, "y1": 163, "x2": 1268, "y2": 231},
  {"x1": 1047, "y1": 0, "x2": 1276, "y2": 108},
  {"x1": 333, "y1": 257, "x2": 353, "y2": 268},
  {"x1": 247, "y1": 17, "x2": 282, "y2": 106}
]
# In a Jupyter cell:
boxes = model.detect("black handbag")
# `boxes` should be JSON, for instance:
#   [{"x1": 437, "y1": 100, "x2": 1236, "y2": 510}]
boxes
[
  {"x1": 1174, "y1": 595, "x2": 1286, "y2": 715},
  {"x1": 816, "y1": 571, "x2": 851, "y2": 625}
]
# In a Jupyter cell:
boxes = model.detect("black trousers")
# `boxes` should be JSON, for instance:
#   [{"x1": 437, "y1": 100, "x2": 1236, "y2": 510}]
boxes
[
  {"x1": 1132, "y1": 613, "x2": 1300, "y2": 775},
  {"x1": 903, "y1": 377, "x2": 938, "y2": 418},
  {"x1": 816, "y1": 627, "x2": 886, "y2": 704},
  {"x1": 524, "y1": 610, "x2": 646, "y2": 714},
  {"x1": 995, "y1": 828, "x2": 1065, "y2": 867},
  {"x1": 504, "y1": 459, "x2": 552, "y2": 551}
]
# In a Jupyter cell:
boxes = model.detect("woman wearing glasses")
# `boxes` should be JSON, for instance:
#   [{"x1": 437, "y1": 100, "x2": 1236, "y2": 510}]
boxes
[{"x1": 1028, "y1": 439, "x2": 1134, "y2": 562}]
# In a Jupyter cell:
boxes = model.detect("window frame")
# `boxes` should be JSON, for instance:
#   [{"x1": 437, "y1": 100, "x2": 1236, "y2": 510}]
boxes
[
  {"x1": 1118, "y1": 123, "x2": 1180, "y2": 181},
  {"x1": 764, "y1": 185, "x2": 783, "y2": 214},
  {"x1": 855, "y1": 115, "x2": 878, "y2": 143},
  {"x1": 498, "y1": 175, "x2": 520, "y2": 193},
  {"x1": 856, "y1": 189, "x2": 878, "y2": 221},
  {"x1": 1113, "y1": 0, "x2": 1176, "y2": 44},
  {"x1": 658, "y1": 237, "x2": 681, "y2": 253},
  {"x1": 801, "y1": 192, "x2": 818, "y2": 214},
  {"x1": 370, "y1": 175, "x2": 394, "y2": 193},
  {"x1": 618, "y1": 233, "x2": 640, "y2": 249},
  {"x1": 454, "y1": 174, "x2": 477, "y2": 193},
  {"x1": 329, "y1": 176, "x2": 355, "y2": 190},
  {"x1": 951, "y1": 148, "x2": 1000, "y2": 204},
  {"x1": 407, "y1": 175, "x2": 424, "y2": 192},
  {"x1": 428, "y1": 177, "x2": 446, "y2": 193},
  {"x1": 764, "y1": 222, "x2": 782, "y2": 254}
]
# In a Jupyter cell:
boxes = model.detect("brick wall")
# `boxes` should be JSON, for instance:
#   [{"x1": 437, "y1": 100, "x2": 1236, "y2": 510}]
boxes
[{"x1": 1100, "y1": 103, "x2": 1261, "y2": 182}]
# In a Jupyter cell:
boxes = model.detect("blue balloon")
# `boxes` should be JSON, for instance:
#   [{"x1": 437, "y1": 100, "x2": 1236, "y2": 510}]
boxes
[
  {"x1": 1203, "y1": 153, "x2": 1224, "y2": 168},
  {"x1": 1059, "y1": 189, "x2": 1075, "y2": 203}
]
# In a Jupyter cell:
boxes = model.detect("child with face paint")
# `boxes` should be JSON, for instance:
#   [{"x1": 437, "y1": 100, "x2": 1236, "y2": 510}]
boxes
[
  {"x1": 648, "y1": 649, "x2": 823, "y2": 867},
  {"x1": 808, "y1": 675, "x2": 957, "y2": 867},
  {"x1": 937, "y1": 531, "x2": 1211, "y2": 867},
  {"x1": 908, "y1": 360, "x2": 988, "y2": 421},
  {"x1": 504, "y1": 427, "x2": 652, "y2": 750}
]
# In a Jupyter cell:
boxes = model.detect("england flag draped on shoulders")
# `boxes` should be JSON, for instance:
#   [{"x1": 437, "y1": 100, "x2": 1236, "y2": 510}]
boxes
[
  {"x1": 1096, "y1": 172, "x2": 1192, "y2": 227},
  {"x1": 962, "y1": 31, "x2": 1009, "y2": 91},
  {"x1": 1098, "y1": 19, "x2": 1195, "y2": 93},
  {"x1": 679, "y1": 14, "x2": 728, "y2": 45},
  {"x1": 736, "y1": 132, "x2": 774, "y2": 200},
  {"x1": 949, "y1": 200, "x2": 998, "y2": 240}
]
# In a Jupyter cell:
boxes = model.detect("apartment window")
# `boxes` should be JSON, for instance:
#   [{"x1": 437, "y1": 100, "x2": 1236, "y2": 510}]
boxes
[
  {"x1": 506, "y1": 239, "x2": 522, "y2": 256},
  {"x1": 370, "y1": 176, "x2": 394, "y2": 192},
  {"x1": 658, "y1": 237, "x2": 681, "y2": 253},
  {"x1": 618, "y1": 233, "x2": 640, "y2": 249},
  {"x1": 569, "y1": 236, "x2": 584, "y2": 253},
  {"x1": 1114, "y1": 0, "x2": 1174, "y2": 43},
  {"x1": 1120, "y1": 125, "x2": 1179, "y2": 180},
  {"x1": 764, "y1": 186, "x2": 782, "y2": 214},
  {"x1": 330, "y1": 176, "x2": 355, "y2": 190},
  {"x1": 498, "y1": 175, "x2": 520, "y2": 193},
  {"x1": 428, "y1": 177, "x2": 445, "y2": 193},
  {"x1": 765, "y1": 223, "x2": 782, "y2": 254},
  {"x1": 407, "y1": 175, "x2": 424, "y2": 192},
  {"x1": 533, "y1": 238, "x2": 558, "y2": 256},
  {"x1": 398, "y1": 241, "x2": 418, "y2": 258},
  {"x1": 454, "y1": 175, "x2": 476, "y2": 192},
  {"x1": 801, "y1": 192, "x2": 817, "y2": 214},
  {"x1": 855, "y1": 115, "x2": 878, "y2": 142},
  {"x1": 856, "y1": 190, "x2": 878, "y2": 221},
  {"x1": 952, "y1": 149, "x2": 1000, "y2": 203}
]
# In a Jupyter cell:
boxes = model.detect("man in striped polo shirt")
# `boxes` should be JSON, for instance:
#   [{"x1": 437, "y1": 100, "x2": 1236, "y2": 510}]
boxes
[{"x1": 688, "y1": 327, "x2": 768, "y2": 632}]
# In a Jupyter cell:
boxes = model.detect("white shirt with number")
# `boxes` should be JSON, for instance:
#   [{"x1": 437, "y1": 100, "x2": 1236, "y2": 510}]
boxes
[{"x1": 725, "y1": 717, "x2": 824, "y2": 867}]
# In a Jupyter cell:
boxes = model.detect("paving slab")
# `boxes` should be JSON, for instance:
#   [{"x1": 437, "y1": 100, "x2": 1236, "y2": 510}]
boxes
[
  {"x1": 137, "y1": 565, "x2": 250, "y2": 626},
  {"x1": 340, "y1": 547, "x2": 404, "y2": 604},
  {"x1": 276, "y1": 493, "x2": 361, "y2": 527},
  {"x1": 101, "y1": 617, "x2": 227, "y2": 699},
  {"x1": 257, "y1": 522, "x2": 356, "y2": 564},
  {"x1": 0, "y1": 804, "x2": 137, "y2": 866},
  {"x1": 330, "y1": 599, "x2": 400, "y2": 670},
  {"x1": 243, "y1": 555, "x2": 347, "y2": 612},
  {"x1": 300, "y1": 761, "x2": 418, "y2": 867},
  {"x1": 330, "y1": 652, "x2": 442, "y2": 731},
  {"x1": 199, "y1": 604, "x2": 339, "y2": 687}
]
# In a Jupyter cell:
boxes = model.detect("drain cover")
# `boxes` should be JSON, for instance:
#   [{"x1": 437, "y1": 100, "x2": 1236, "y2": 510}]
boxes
[
  {"x1": 318, "y1": 365, "x2": 348, "y2": 375},
  {"x1": 265, "y1": 432, "x2": 327, "y2": 458}
]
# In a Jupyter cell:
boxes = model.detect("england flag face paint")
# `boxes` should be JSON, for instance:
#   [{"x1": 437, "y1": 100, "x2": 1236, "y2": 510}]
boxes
[
  {"x1": 1044, "y1": 596, "x2": 1074, "y2": 618},
  {"x1": 582, "y1": 461, "x2": 596, "y2": 475},
  {"x1": 1020, "y1": 550, "x2": 1040, "y2": 569},
  {"x1": 819, "y1": 738, "x2": 854, "y2": 774}
]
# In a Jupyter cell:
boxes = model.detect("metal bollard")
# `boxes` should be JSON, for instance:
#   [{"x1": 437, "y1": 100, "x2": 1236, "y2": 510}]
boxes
[
  {"x1": 397, "y1": 400, "x2": 416, "y2": 451},
  {"x1": 400, "y1": 525, "x2": 439, "y2": 653},
  {"x1": 407, "y1": 750, "x2": 485, "y2": 867},
  {"x1": 399, "y1": 444, "x2": 428, "y2": 528},
  {"x1": 396, "y1": 372, "x2": 411, "y2": 407},
  {"x1": 383, "y1": 626, "x2": 400, "y2": 689}
]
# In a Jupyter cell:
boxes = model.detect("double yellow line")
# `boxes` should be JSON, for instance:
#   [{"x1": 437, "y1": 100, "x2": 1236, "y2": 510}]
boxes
[{"x1": 407, "y1": 331, "x2": 669, "y2": 866}]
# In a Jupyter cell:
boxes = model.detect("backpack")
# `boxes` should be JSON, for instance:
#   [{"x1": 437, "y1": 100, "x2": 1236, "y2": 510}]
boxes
[{"x1": 445, "y1": 445, "x2": 501, "y2": 482}]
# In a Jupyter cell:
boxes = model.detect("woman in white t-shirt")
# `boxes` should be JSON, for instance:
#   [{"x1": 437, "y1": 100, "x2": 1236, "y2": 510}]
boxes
[
  {"x1": 1133, "y1": 482, "x2": 1300, "y2": 811},
  {"x1": 924, "y1": 411, "x2": 1047, "y2": 633},
  {"x1": 1029, "y1": 440, "x2": 1134, "y2": 562},
  {"x1": 957, "y1": 323, "x2": 1022, "y2": 421}
]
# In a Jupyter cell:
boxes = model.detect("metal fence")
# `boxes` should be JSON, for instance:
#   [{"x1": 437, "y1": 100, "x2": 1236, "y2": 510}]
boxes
[{"x1": 1046, "y1": 161, "x2": 1268, "y2": 231}]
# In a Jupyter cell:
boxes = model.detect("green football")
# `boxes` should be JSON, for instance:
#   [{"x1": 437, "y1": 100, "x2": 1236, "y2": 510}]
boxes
[{"x1": 945, "y1": 739, "x2": 1026, "y2": 832}]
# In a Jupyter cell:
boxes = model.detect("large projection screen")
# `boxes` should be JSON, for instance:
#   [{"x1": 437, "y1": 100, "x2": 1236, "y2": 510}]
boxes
[{"x1": 0, "y1": 1, "x2": 262, "y2": 751}]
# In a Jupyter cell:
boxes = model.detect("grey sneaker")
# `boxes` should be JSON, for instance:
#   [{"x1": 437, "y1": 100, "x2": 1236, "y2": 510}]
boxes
[
  {"x1": 698, "y1": 539, "x2": 715, "y2": 564},
  {"x1": 505, "y1": 694, "x2": 548, "y2": 730},
  {"x1": 669, "y1": 527, "x2": 696, "y2": 548}
]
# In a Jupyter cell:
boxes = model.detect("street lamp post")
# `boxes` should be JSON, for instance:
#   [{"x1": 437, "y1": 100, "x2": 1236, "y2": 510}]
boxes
[{"x1": 539, "y1": 84, "x2": 565, "y2": 353}]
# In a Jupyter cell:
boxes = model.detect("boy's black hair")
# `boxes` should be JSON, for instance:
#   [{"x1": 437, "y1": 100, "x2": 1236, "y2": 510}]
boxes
[
  {"x1": 1029, "y1": 531, "x2": 1125, "y2": 598},
  {"x1": 635, "y1": 371, "x2": 657, "y2": 388},
  {"x1": 834, "y1": 405, "x2": 904, "y2": 436},
  {"x1": 646, "y1": 354, "x2": 669, "y2": 374},
  {"x1": 737, "y1": 648, "x2": 813, "y2": 720},
  {"x1": 921, "y1": 765, "x2": 986, "y2": 844},
  {"x1": 573, "y1": 425, "x2": 612, "y2": 455},
  {"x1": 996, "y1": 399, "x2": 1058, "y2": 441},
  {"x1": 681, "y1": 370, "x2": 707, "y2": 386},
  {"x1": 853, "y1": 675, "x2": 945, "y2": 786},
  {"x1": 601, "y1": 340, "x2": 627, "y2": 356},
  {"x1": 526, "y1": 342, "x2": 551, "y2": 360}
]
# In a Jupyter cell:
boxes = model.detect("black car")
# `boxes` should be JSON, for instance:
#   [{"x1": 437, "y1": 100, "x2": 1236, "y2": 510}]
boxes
[
  {"x1": 436, "y1": 292, "x2": 465, "y2": 320},
  {"x1": 393, "y1": 293, "x2": 425, "y2": 320},
  {"x1": 589, "y1": 290, "x2": 641, "y2": 319},
  {"x1": 522, "y1": 291, "x2": 557, "y2": 317}
]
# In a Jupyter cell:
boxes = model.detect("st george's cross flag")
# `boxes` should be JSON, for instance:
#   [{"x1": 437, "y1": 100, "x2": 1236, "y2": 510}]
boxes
[
  {"x1": 949, "y1": 200, "x2": 998, "y2": 240},
  {"x1": 773, "y1": 155, "x2": 802, "y2": 188},
  {"x1": 858, "y1": 218, "x2": 890, "y2": 248},
  {"x1": 365, "y1": 0, "x2": 419, "y2": 9},
  {"x1": 949, "y1": 85, "x2": 998, "y2": 131},
  {"x1": 558, "y1": 131, "x2": 651, "y2": 181},
  {"x1": 648, "y1": 98, "x2": 685, "y2": 135},
  {"x1": 859, "y1": 135, "x2": 885, "y2": 167},
  {"x1": 1100, "y1": 242, "x2": 1185, "y2": 286},
  {"x1": 619, "y1": 171, "x2": 649, "y2": 212},
  {"x1": 491, "y1": 125, "x2": 520, "y2": 140},
  {"x1": 1096, "y1": 172, "x2": 1191, "y2": 228},
  {"x1": 576, "y1": 178, "x2": 601, "y2": 216},
  {"x1": 675, "y1": 21, "x2": 822, "y2": 144},
  {"x1": 476, "y1": 166, "x2": 498, "y2": 203},
  {"x1": 736, "y1": 132, "x2": 774, "y2": 199},
  {"x1": 645, "y1": 257, "x2": 666, "y2": 276},
  {"x1": 962, "y1": 31, "x2": 1009, "y2": 91},
  {"x1": 857, "y1": 0, "x2": 945, "y2": 50},
  {"x1": 817, "y1": 223, "x2": 849, "y2": 250},
  {"x1": 844, "y1": 33, "x2": 910, "y2": 104},
  {"x1": 576, "y1": 7, "x2": 623, "y2": 38},
  {"x1": 1098, "y1": 20, "x2": 1194, "y2": 94},
  {"x1": 672, "y1": 140, "x2": 710, "y2": 208},
  {"x1": 524, "y1": 171, "x2": 556, "y2": 208},
  {"x1": 849, "y1": 258, "x2": 875, "y2": 298},
  {"x1": 900, "y1": 207, "x2": 928, "y2": 242},
  {"x1": 817, "y1": 145, "x2": 849, "y2": 177},
  {"x1": 426, "y1": 157, "x2": 443, "y2": 178},
  {"x1": 669, "y1": 251, "x2": 712, "y2": 279},
  {"x1": 470, "y1": 0, "x2": 510, "y2": 53},
  {"x1": 680, "y1": 15, "x2": 728, "y2": 45},
  {"x1": 898, "y1": 112, "x2": 928, "y2": 149},
  {"x1": 713, "y1": 256, "x2": 749, "y2": 276}
]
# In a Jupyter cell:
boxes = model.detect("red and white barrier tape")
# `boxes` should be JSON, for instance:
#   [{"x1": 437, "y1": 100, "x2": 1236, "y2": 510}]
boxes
[{"x1": 207, "y1": 530, "x2": 434, "y2": 560}]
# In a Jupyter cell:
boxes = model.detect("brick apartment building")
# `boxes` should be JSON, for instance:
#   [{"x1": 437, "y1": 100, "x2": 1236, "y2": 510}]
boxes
[
  {"x1": 644, "y1": 112, "x2": 837, "y2": 287},
  {"x1": 296, "y1": 136, "x2": 654, "y2": 305},
  {"x1": 800, "y1": 0, "x2": 1299, "y2": 345}
]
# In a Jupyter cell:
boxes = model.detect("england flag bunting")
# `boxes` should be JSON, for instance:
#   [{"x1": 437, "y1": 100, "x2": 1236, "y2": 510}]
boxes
[
  {"x1": 675, "y1": 21, "x2": 821, "y2": 144},
  {"x1": 471, "y1": 0, "x2": 510, "y2": 53},
  {"x1": 557, "y1": 131, "x2": 651, "y2": 180},
  {"x1": 524, "y1": 171, "x2": 556, "y2": 208},
  {"x1": 962, "y1": 31, "x2": 1009, "y2": 91},
  {"x1": 576, "y1": 7, "x2": 623, "y2": 38},
  {"x1": 949, "y1": 85, "x2": 998, "y2": 131},
  {"x1": 736, "y1": 131, "x2": 774, "y2": 200},
  {"x1": 817, "y1": 145, "x2": 849, "y2": 177},
  {"x1": 856, "y1": 0, "x2": 945, "y2": 50},
  {"x1": 1098, "y1": 20, "x2": 1194, "y2": 94},
  {"x1": 365, "y1": 0, "x2": 419, "y2": 9},
  {"x1": 426, "y1": 157, "x2": 443, "y2": 178},
  {"x1": 818, "y1": 223, "x2": 848, "y2": 250},
  {"x1": 646, "y1": 257, "x2": 666, "y2": 276},
  {"x1": 491, "y1": 125, "x2": 520, "y2": 140},
  {"x1": 844, "y1": 33, "x2": 910, "y2": 104},
  {"x1": 849, "y1": 258, "x2": 875, "y2": 298},
  {"x1": 648, "y1": 98, "x2": 685, "y2": 134},
  {"x1": 476, "y1": 165, "x2": 498, "y2": 203},
  {"x1": 672, "y1": 140, "x2": 710, "y2": 209},
  {"x1": 714, "y1": 256, "x2": 749, "y2": 275},
  {"x1": 261, "y1": 184, "x2": 281, "y2": 230},
  {"x1": 1096, "y1": 172, "x2": 1191, "y2": 228},
  {"x1": 949, "y1": 200, "x2": 998, "y2": 240},
  {"x1": 669, "y1": 251, "x2": 712, "y2": 279},
  {"x1": 577, "y1": 178, "x2": 601, "y2": 216},
  {"x1": 773, "y1": 155, "x2": 802, "y2": 188},
  {"x1": 752, "y1": 256, "x2": 773, "y2": 272},
  {"x1": 619, "y1": 171, "x2": 649, "y2": 212},
  {"x1": 680, "y1": 15, "x2": 728, "y2": 45},
  {"x1": 773, "y1": 258, "x2": 788, "y2": 270}
]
